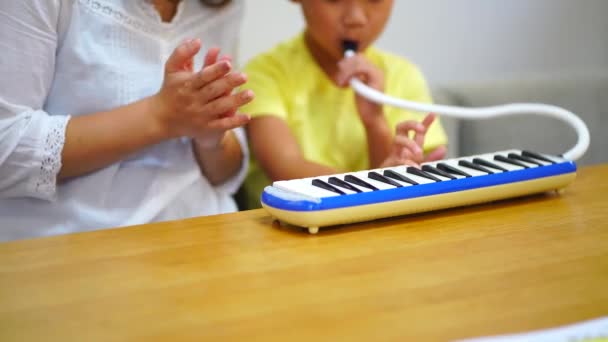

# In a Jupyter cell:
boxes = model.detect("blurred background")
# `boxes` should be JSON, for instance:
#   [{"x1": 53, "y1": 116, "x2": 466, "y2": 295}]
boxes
[{"x1": 239, "y1": 0, "x2": 608, "y2": 165}]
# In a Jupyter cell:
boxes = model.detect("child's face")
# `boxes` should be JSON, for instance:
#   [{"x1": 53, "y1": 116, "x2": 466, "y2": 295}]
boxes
[{"x1": 295, "y1": 0, "x2": 394, "y2": 61}]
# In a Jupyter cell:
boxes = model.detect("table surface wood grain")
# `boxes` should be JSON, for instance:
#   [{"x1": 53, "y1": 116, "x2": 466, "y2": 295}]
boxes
[{"x1": 1, "y1": 164, "x2": 607, "y2": 342}]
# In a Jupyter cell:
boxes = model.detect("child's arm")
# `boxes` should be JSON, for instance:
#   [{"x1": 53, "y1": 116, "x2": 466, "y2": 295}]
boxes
[
  {"x1": 336, "y1": 54, "x2": 447, "y2": 168},
  {"x1": 247, "y1": 116, "x2": 336, "y2": 181},
  {"x1": 335, "y1": 53, "x2": 396, "y2": 168}
]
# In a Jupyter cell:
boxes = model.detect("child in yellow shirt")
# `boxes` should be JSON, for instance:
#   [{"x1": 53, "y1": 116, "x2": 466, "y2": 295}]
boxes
[{"x1": 241, "y1": 0, "x2": 448, "y2": 209}]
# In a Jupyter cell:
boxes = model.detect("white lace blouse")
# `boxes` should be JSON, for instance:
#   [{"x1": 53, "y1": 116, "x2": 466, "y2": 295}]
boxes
[{"x1": 0, "y1": 0, "x2": 247, "y2": 241}]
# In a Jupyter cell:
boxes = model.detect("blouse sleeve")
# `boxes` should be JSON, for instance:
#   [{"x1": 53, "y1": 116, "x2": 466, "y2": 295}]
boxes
[{"x1": 0, "y1": 0, "x2": 71, "y2": 201}]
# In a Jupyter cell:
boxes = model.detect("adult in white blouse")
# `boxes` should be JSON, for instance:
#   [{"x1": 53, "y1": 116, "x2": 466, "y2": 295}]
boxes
[{"x1": 0, "y1": 0, "x2": 254, "y2": 241}]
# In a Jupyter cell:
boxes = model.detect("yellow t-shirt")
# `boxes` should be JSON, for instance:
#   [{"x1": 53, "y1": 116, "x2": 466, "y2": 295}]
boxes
[{"x1": 241, "y1": 34, "x2": 448, "y2": 209}]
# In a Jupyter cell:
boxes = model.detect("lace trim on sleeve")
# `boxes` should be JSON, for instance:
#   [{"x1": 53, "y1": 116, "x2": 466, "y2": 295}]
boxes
[{"x1": 35, "y1": 115, "x2": 70, "y2": 198}]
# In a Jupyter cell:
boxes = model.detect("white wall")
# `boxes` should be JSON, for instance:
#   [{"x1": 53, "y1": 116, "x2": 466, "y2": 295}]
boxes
[{"x1": 240, "y1": 0, "x2": 608, "y2": 85}]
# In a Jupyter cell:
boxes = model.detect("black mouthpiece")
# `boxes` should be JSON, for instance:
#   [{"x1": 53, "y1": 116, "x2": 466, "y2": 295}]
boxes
[{"x1": 342, "y1": 40, "x2": 359, "y2": 53}]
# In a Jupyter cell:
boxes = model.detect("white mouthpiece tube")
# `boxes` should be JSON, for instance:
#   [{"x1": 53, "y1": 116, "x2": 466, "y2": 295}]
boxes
[{"x1": 344, "y1": 50, "x2": 590, "y2": 161}]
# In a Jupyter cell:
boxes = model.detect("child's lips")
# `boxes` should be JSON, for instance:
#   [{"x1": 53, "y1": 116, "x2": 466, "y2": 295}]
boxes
[
  {"x1": 342, "y1": 38, "x2": 360, "y2": 45},
  {"x1": 341, "y1": 39, "x2": 360, "y2": 53}
]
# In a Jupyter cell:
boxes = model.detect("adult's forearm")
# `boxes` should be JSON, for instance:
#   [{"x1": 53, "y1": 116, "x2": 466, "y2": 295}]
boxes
[
  {"x1": 59, "y1": 96, "x2": 168, "y2": 180},
  {"x1": 192, "y1": 131, "x2": 244, "y2": 186}
]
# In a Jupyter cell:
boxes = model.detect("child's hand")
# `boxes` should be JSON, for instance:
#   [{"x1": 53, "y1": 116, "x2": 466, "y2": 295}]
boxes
[
  {"x1": 335, "y1": 53, "x2": 385, "y2": 126},
  {"x1": 380, "y1": 113, "x2": 447, "y2": 167},
  {"x1": 152, "y1": 39, "x2": 254, "y2": 147}
]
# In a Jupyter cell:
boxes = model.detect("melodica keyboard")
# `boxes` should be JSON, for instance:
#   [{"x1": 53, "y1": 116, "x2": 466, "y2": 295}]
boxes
[{"x1": 261, "y1": 149, "x2": 577, "y2": 234}]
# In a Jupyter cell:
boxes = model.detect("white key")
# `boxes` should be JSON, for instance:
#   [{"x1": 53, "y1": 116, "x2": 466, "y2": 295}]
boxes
[
  {"x1": 437, "y1": 158, "x2": 488, "y2": 177},
  {"x1": 494, "y1": 153, "x2": 539, "y2": 169},
  {"x1": 501, "y1": 149, "x2": 555, "y2": 168},
  {"x1": 334, "y1": 172, "x2": 378, "y2": 192},
  {"x1": 314, "y1": 175, "x2": 360, "y2": 195},
  {"x1": 420, "y1": 162, "x2": 466, "y2": 180},
  {"x1": 382, "y1": 166, "x2": 437, "y2": 184},
  {"x1": 474, "y1": 152, "x2": 524, "y2": 172},
  {"x1": 514, "y1": 151, "x2": 553, "y2": 166},
  {"x1": 274, "y1": 178, "x2": 339, "y2": 198},
  {"x1": 351, "y1": 170, "x2": 406, "y2": 190},
  {"x1": 458, "y1": 158, "x2": 505, "y2": 174},
  {"x1": 319, "y1": 172, "x2": 377, "y2": 192},
  {"x1": 531, "y1": 151, "x2": 565, "y2": 164}
]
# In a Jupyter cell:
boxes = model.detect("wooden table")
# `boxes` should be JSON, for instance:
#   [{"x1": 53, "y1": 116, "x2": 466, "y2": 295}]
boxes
[{"x1": 1, "y1": 165, "x2": 607, "y2": 342}]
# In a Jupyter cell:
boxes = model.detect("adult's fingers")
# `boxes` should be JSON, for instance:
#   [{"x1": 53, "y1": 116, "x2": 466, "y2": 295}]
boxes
[
  {"x1": 196, "y1": 71, "x2": 248, "y2": 103},
  {"x1": 203, "y1": 47, "x2": 221, "y2": 68},
  {"x1": 219, "y1": 54, "x2": 232, "y2": 63},
  {"x1": 199, "y1": 89, "x2": 255, "y2": 120},
  {"x1": 190, "y1": 60, "x2": 232, "y2": 89},
  {"x1": 165, "y1": 38, "x2": 201, "y2": 74},
  {"x1": 205, "y1": 113, "x2": 251, "y2": 131}
]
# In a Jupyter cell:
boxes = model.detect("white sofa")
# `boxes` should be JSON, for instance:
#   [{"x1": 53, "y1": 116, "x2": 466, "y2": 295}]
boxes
[{"x1": 431, "y1": 71, "x2": 608, "y2": 166}]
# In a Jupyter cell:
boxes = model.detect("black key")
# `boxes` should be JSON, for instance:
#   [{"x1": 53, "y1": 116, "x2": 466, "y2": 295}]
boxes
[
  {"x1": 368, "y1": 171, "x2": 403, "y2": 188},
  {"x1": 458, "y1": 160, "x2": 494, "y2": 174},
  {"x1": 407, "y1": 166, "x2": 442, "y2": 182},
  {"x1": 494, "y1": 155, "x2": 528, "y2": 168},
  {"x1": 328, "y1": 177, "x2": 362, "y2": 193},
  {"x1": 422, "y1": 165, "x2": 456, "y2": 180},
  {"x1": 312, "y1": 179, "x2": 345, "y2": 195},
  {"x1": 383, "y1": 170, "x2": 419, "y2": 185},
  {"x1": 473, "y1": 158, "x2": 508, "y2": 172},
  {"x1": 508, "y1": 153, "x2": 542, "y2": 166},
  {"x1": 437, "y1": 163, "x2": 472, "y2": 178},
  {"x1": 344, "y1": 174, "x2": 379, "y2": 191},
  {"x1": 522, "y1": 150, "x2": 556, "y2": 164}
]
